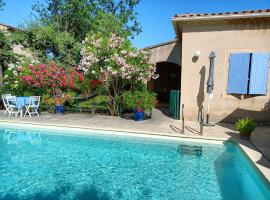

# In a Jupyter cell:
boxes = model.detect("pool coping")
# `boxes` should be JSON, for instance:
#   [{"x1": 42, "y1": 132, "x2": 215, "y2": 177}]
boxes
[{"x1": 0, "y1": 120, "x2": 270, "y2": 185}]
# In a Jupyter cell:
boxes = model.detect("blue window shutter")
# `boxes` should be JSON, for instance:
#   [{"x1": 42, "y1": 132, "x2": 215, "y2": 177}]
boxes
[
  {"x1": 249, "y1": 52, "x2": 270, "y2": 95},
  {"x1": 227, "y1": 53, "x2": 250, "y2": 94}
]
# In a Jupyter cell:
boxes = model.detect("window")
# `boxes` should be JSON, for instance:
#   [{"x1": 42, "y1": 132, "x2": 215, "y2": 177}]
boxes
[{"x1": 227, "y1": 52, "x2": 270, "y2": 95}]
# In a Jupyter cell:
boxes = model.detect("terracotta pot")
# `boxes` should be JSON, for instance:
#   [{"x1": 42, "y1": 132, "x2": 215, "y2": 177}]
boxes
[{"x1": 239, "y1": 131, "x2": 252, "y2": 140}]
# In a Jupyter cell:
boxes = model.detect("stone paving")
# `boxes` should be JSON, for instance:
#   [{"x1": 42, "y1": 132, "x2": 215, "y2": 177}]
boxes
[{"x1": 0, "y1": 108, "x2": 269, "y2": 181}]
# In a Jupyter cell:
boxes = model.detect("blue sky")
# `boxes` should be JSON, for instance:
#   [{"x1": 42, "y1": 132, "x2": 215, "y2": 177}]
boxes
[{"x1": 1, "y1": 0, "x2": 270, "y2": 48}]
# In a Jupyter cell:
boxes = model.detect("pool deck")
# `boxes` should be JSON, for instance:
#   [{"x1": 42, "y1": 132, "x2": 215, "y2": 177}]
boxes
[{"x1": 0, "y1": 108, "x2": 270, "y2": 183}]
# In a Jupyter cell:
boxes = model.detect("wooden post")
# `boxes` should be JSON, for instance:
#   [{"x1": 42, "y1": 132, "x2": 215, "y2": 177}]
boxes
[{"x1": 75, "y1": 95, "x2": 79, "y2": 113}]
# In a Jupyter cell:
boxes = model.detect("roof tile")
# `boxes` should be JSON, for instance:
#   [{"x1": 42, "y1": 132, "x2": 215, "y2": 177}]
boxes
[{"x1": 174, "y1": 9, "x2": 270, "y2": 19}]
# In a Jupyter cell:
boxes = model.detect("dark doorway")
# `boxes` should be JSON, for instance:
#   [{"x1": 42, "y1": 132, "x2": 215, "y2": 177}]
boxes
[{"x1": 149, "y1": 62, "x2": 181, "y2": 103}]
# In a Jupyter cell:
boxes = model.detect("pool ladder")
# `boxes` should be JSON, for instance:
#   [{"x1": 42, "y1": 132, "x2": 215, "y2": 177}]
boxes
[{"x1": 181, "y1": 104, "x2": 204, "y2": 135}]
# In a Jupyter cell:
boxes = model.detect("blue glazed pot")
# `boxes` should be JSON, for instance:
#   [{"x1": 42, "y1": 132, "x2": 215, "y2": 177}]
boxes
[
  {"x1": 134, "y1": 109, "x2": 144, "y2": 121},
  {"x1": 55, "y1": 105, "x2": 64, "y2": 114}
]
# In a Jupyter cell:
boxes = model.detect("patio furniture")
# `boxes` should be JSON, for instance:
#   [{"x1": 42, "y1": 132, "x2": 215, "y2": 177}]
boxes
[
  {"x1": 24, "y1": 96, "x2": 41, "y2": 117},
  {"x1": 2, "y1": 94, "x2": 11, "y2": 116},
  {"x1": 6, "y1": 96, "x2": 20, "y2": 117},
  {"x1": 15, "y1": 96, "x2": 31, "y2": 117}
]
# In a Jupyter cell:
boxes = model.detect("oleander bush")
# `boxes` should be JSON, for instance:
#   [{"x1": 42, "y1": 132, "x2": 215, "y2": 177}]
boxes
[{"x1": 122, "y1": 90, "x2": 157, "y2": 112}]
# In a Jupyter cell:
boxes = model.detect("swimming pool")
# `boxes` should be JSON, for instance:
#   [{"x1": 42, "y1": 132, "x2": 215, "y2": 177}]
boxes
[{"x1": 0, "y1": 126, "x2": 269, "y2": 200}]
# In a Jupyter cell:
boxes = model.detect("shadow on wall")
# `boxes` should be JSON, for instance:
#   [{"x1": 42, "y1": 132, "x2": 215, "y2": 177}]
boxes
[
  {"x1": 167, "y1": 42, "x2": 181, "y2": 65},
  {"x1": 0, "y1": 184, "x2": 112, "y2": 200},
  {"x1": 197, "y1": 66, "x2": 206, "y2": 121},
  {"x1": 264, "y1": 100, "x2": 270, "y2": 111},
  {"x1": 220, "y1": 99, "x2": 270, "y2": 124}
]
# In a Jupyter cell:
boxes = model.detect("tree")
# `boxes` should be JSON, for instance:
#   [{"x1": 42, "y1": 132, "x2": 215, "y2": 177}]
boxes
[
  {"x1": 14, "y1": 0, "x2": 141, "y2": 67},
  {"x1": 0, "y1": 0, "x2": 5, "y2": 11},
  {"x1": 79, "y1": 33, "x2": 157, "y2": 115},
  {"x1": 14, "y1": 24, "x2": 81, "y2": 66},
  {"x1": 0, "y1": 30, "x2": 18, "y2": 83},
  {"x1": 32, "y1": 0, "x2": 141, "y2": 40}
]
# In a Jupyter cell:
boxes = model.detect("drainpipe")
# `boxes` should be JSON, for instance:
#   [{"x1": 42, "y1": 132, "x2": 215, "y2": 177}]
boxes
[
  {"x1": 199, "y1": 106, "x2": 204, "y2": 135},
  {"x1": 182, "y1": 104, "x2": 185, "y2": 134}
]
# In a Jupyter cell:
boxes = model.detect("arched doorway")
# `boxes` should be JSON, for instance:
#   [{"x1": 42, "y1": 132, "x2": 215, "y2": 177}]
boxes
[{"x1": 149, "y1": 61, "x2": 181, "y2": 106}]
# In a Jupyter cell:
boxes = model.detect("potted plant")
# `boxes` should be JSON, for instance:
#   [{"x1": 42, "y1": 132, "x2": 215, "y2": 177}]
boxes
[
  {"x1": 134, "y1": 98, "x2": 144, "y2": 121},
  {"x1": 54, "y1": 96, "x2": 65, "y2": 114},
  {"x1": 123, "y1": 90, "x2": 157, "y2": 121},
  {"x1": 236, "y1": 118, "x2": 256, "y2": 140}
]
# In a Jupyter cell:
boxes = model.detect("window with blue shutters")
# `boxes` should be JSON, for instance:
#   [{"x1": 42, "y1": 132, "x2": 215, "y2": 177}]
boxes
[
  {"x1": 227, "y1": 53, "x2": 250, "y2": 94},
  {"x1": 227, "y1": 52, "x2": 270, "y2": 95},
  {"x1": 249, "y1": 53, "x2": 270, "y2": 95}
]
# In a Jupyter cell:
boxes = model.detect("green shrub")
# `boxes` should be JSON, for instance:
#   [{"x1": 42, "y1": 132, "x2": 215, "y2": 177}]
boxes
[
  {"x1": 79, "y1": 95, "x2": 110, "y2": 111},
  {"x1": 236, "y1": 118, "x2": 256, "y2": 133},
  {"x1": 122, "y1": 90, "x2": 157, "y2": 112}
]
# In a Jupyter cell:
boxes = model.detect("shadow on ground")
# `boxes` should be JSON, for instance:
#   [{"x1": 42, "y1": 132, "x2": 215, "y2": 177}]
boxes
[
  {"x1": 224, "y1": 131, "x2": 270, "y2": 169},
  {"x1": 155, "y1": 104, "x2": 173, "y2": 118},
  {"x1": 120, "y1": 112, "x2": 151, "y2": 120}
]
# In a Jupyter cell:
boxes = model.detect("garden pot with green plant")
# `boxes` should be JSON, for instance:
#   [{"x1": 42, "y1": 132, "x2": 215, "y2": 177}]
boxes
[
  {"x1": 54, "y1": 96, "x2": 65, "y2": 114},
  {"x1": 235, "y1": 118, "x2": 256, "y2": 140},
  {"x1": 122, "y1": 90, "x2": 157, "y2": 121}
]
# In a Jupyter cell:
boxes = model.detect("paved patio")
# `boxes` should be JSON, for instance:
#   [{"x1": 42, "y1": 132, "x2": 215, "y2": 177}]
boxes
[{"x1": 0, "y1": 108, "x2": 270, "y2": 182}]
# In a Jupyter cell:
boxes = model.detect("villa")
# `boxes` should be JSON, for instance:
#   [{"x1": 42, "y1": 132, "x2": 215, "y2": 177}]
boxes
[{"x1": 148, "y1": 9, "x2": 270, "y2": 123}]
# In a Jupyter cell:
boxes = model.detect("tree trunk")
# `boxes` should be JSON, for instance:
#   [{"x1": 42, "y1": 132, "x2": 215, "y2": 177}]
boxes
[{"x1": 0, "y1": 64, "x2": 3, "y2": 84}]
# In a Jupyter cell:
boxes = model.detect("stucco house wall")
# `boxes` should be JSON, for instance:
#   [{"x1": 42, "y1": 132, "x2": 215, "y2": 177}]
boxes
[
  {"x1": 0, "y1": 23, "x2": 33, "y2": 59},
  {"x1": 179, "y1": 19, "x2": 270, "y2": 123},
  {"x1": 0, "y1": 24, "x2": 8, "y2": 31},
  {"x1": 144, "y1": 40, "x2": 181, "y2": 94},
  {"x1": 146, "y1": 41, "x2": 181, "y2": 66}
]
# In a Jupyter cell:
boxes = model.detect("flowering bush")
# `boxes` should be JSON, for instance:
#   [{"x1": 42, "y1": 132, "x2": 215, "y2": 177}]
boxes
[
  {"x1": 122, "y1": 90, "x2": 157, "y2": 112},
  {"x1": 1, "y1": 62, "x2": 32, "y2": 95},
  {"x1": 53, "y1": 96, "x2": 65, "y2": 105},
  {"x1": 3, "y1": 63, "x2": 21, "y2": 90},
  {"x1": 20, "y1": 61, "x2": 85, "y2": 95},
  {"x1": 41, "y1": 91, "x2": 76, "y2": 112},
  {"x1": 79, "y1": 33, "x2": 157, "y2": 82},
  {"x1": 79, "y1": 33, "x2": 158, "y2": 115}
]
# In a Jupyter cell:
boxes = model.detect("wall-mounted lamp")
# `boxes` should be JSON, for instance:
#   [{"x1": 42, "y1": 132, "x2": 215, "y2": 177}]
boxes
[
  {"x1": 192, "y1": 51, "x2": 201, "y2": 62},
  {"x1": 193, "y1": 51, "x2": 201, "y2": 58}
]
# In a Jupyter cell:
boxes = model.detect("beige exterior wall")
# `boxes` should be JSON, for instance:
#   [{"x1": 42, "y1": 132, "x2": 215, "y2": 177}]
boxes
[
  {"x1": 148, "y1": 42, "x2": 181, "y2": 65},
  {"x1": 180, "y1": 19, "x2": 270, "y2": 123},
  {"x1": 0, "y1": 24, "x2": 8, "y2": 31},
  {"x1": 0, "y1": 24, "x2": 33, "y2": 59}
]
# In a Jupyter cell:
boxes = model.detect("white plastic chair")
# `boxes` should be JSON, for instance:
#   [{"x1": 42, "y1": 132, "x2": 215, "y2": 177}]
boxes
[
  {"x1": 6, "y1": 96, "x2": 20, "y2": 117},
  {"x1": 2, "y1": 94, "x2": 11, "y2": 116},
  {"x1": 24, "y1": 96, "x2": 41, "y2": 117}
]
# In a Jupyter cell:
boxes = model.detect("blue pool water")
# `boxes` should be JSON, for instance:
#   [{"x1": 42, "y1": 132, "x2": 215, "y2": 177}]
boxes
[{"x1": 0, "y1": 127, "x2": 270, "y2": 200}]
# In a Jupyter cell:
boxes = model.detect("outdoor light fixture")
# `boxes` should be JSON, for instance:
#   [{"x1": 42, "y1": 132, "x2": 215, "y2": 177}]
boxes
[
  {"x1": 193, "y1": 51, "x2": 201, "y2": 58},
  {"x1": 192, "y1": 50, "x2": 201, "y2": 62}
]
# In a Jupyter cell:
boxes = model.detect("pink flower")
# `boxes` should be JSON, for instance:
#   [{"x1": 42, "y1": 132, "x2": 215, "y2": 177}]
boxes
[{"x1": 50, "y1": 61, "x2": 56, "y2": 67}]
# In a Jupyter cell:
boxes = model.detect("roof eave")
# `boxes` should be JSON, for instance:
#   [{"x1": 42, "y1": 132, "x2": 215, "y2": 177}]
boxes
[
  {"x1": 141, "y1": 39, "x2": 178, "y2": 50},
  {"x1": 171, "y1": 12, "x2": 270, "y2": 41},
  {"x1": 172, "y1": 12, "x2": 270, "y2": 23}
]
